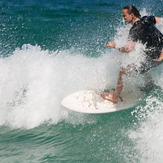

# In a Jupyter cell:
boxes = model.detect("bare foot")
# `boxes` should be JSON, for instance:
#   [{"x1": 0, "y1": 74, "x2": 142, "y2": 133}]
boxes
[{"x1": 100, "y1": 94, "x2": 118, "y2": 104}]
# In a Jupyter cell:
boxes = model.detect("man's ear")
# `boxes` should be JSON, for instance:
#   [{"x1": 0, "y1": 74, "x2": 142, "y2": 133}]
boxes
[{"x1": 130, "y1": 13, "x2": 134, "y2": 18}]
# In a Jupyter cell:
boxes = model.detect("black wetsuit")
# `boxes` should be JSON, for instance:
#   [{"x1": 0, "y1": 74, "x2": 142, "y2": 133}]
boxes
[{"x1": 128, "y1": 16, "x2": 163, "y2": 73}]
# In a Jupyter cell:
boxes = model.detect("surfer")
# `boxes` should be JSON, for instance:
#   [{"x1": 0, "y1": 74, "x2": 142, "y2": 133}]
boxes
[{"x1": 101, "y1": 5, "x2": 163, "y2": 103}]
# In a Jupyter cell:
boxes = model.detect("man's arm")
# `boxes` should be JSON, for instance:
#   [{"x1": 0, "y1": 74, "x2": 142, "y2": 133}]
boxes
[
  {"x1": 155, "y1": 17, "x2": 162, "y2": 23},
  {"x1": 105, "y1": 41, "x2": 136, "y2": 53}
]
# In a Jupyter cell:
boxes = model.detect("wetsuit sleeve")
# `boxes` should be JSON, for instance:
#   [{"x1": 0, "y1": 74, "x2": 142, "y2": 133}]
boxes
[{"x1": 143, "y1": 16, "x2": 156, "y2": 25}]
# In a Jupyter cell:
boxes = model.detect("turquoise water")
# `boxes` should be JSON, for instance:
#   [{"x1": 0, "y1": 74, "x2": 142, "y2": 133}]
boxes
[{"x1": 0, "y1": 0, "x2": 163, "y2": 162}]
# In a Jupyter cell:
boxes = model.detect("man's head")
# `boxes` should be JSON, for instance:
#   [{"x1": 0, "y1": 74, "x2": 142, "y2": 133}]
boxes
[{"x1": 122, "y1": 5, "x2": 141, "y2": 24}]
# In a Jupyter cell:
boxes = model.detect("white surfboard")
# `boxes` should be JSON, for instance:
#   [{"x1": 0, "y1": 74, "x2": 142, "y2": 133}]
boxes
[{"x1": 61, "y1": 87, "x2": 145, "y2": 114}]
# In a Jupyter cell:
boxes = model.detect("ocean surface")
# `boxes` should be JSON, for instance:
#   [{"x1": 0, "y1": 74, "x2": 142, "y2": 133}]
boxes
[{"x1": 0, "y1": 0, "x2": 163, "y2": 162}]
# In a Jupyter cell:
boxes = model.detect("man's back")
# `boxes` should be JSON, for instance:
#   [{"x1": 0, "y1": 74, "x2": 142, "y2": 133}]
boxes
[{"x1": 129, "y1": 16, "x2": 163, "y2": 59}]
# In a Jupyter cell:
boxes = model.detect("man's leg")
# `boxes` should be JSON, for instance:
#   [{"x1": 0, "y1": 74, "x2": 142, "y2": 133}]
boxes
[{"x1": 101, "y1": 66, "x2": 131, "y2": 103}]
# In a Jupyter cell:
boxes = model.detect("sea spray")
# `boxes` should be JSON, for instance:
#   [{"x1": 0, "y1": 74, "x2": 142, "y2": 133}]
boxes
[
  {"x1": 0, "y1": 44, "x2": 121, "y2": 128},
  {"x1": 129, "y1": 91, "x2": 163, "y2": 162}
]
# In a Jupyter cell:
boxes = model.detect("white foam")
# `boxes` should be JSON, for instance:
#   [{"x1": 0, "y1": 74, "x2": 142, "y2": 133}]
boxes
[
  {"x1": 129, "y1": 95, "x2": 163, "y2": 163},
  {"x1": 0, "y1": 44, "x2": 122, "y2": 128}
]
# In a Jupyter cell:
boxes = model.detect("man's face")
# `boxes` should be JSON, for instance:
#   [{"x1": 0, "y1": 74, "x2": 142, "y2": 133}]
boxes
[{"x1": 122, "y1": 9, "x2": 133, "y2": 24}]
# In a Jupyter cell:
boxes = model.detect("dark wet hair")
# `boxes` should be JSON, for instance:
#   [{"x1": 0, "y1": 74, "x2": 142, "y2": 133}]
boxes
[{"x1": 123, "y1": 5, "x2": 141, "y2": 18}]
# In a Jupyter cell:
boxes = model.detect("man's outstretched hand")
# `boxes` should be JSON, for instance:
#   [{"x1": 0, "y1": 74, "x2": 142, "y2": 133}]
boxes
[{"x1": 105, "y1": 42, "x2": 116, "y2": 48}]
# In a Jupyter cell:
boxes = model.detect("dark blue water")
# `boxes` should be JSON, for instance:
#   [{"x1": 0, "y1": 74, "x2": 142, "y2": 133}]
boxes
[{"x1": 0, "y1": 0, "x2": 163, "y2": 162}]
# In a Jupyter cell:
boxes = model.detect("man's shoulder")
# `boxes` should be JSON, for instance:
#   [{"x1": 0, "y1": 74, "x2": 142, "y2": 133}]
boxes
[
  {"x1": 140, "y1": 16, "x2": 156, "y2": 24},
  {"x1": 131, "y1": 16, "x2": 156, "y2": 31}
]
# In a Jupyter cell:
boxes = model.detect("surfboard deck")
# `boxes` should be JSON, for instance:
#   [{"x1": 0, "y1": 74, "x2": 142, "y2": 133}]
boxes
[{"x1": 61, "y1": 87, "x2": 145, "y2": 114}]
